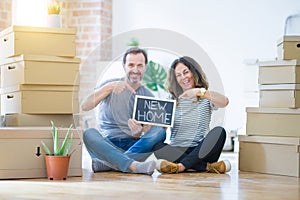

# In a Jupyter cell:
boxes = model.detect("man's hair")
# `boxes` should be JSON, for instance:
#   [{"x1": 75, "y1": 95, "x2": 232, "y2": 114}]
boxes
[{"x1": 122, "y1": 47, "x2": 148, "y2": 65}]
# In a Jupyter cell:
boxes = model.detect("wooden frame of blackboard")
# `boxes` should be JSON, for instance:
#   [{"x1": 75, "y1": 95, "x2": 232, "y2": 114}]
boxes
[{"x1": 132, "y1": 95, "x2": 176, "y2": 127}]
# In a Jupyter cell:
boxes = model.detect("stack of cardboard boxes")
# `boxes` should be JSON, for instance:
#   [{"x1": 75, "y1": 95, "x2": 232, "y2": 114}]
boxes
[
  {"x1": 0, "y1": 26, "x2": 82, "y2": 179},
  {"x1": 239, "y1": 35, "x2": 300, "y2": 177},
  {"x1": 0, "y1": 26, "x2": 80, "y2": 127}
]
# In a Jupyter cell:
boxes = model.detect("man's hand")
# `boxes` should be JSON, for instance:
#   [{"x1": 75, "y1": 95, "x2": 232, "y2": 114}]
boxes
[
  {"x1": 81, "y1": 80, "x2": 136, "y2": 111},
  {"x1": 112, "y1": 81, "x2": 136, "y2": 94},
  {"x1": 128, "y1": 119, "x2": 143, "y2": 138}
]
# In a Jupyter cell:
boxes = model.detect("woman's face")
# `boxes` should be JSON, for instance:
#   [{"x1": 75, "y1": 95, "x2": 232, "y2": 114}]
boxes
[{"x1": 174, "y1": 62, "x2": 195, "y2": 91}]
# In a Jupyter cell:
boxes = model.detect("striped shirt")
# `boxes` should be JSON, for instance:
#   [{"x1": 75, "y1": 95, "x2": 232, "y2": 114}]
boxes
[{"x1": 169, "y1": 97, "x2": 216, "y2": 147}]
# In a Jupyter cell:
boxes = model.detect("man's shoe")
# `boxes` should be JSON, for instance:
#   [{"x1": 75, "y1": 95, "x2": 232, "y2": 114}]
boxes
[
  {"x1": 207, "y1": 160, "x2": 231, "y2": 174},
  {"x1": 157, "y1": 159, "x2": 179, "y2": 174}
]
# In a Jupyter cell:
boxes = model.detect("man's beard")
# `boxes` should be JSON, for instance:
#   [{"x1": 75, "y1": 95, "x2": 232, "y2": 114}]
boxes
[{"x1": 127, "y1": 72, "x2": 142, "y2": 84}]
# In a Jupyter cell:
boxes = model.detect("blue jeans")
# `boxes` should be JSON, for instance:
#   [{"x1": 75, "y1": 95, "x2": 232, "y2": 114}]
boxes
[
  {"x1": 106, "y1": 137, "x2": 138, "y2": 152},
  {"x1": 125, "y1": 126, "x2": 166, "y2": 161},
  {"x1": 83, "y1": 126, "x2": 166, "y2": 172}
]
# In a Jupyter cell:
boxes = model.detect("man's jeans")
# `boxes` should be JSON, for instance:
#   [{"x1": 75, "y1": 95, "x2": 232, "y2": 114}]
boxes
[{"x1": 83, "y1": 126, "x2": 166, "y2": 172}]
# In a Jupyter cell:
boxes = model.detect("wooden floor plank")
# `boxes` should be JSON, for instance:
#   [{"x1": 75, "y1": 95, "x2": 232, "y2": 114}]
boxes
[{"x1": 0, "y1": 152, "x2": 299, "y2": 200}]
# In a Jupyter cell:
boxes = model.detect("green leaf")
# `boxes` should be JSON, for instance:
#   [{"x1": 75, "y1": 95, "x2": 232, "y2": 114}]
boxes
[
  {"x1": 68, "y1": 148, "x2": 76, "y2": 156},
  {"x1": 64, "y1": 133, "x2": 73, "y2": 156},
  {"x1": 48, "y1": 2, "x2": 61, "y2": 14},
  {"x1": 127, "y1": 37, "x2": 139, "y2": 47},
  {"x1": 142, "y1": 60, "x2": 167, "y2": 92},
  {"x1": 146, "y1": 83, "x2": 158, "y2": 91},
  {"x1": 51, "y1": 121, "x2": 55, "y2": 139},
  {"x1": 41, "y1": 141, "x2": 52, "y2": 155},
  {"x1": 158, "y1": 83, "x2": 166, "y2": 90},
  {"x1": 51, "y1": 121, "x2": 60, "y2": 155},
  {"x1": 58, "y1": 124, "x2": 73, "y2": 155}
]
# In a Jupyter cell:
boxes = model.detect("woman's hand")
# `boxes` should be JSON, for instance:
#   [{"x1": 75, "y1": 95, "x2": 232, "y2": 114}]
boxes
[
  {"x1": 179, "y1": 88, "x2": 229, "y2": 108},
  {"x1": 179, "y1": 88, "x2": 201, "y2": 99}
]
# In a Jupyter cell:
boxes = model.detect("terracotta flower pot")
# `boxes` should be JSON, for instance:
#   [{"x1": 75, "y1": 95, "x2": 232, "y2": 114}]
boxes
[{"x1": 45, "y1": 155, "x2": 70, "y2": 180}]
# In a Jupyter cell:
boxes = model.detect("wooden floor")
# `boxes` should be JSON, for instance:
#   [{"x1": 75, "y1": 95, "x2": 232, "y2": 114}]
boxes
[{"x1": 0, "y1": 152, "x2": 299, "y2": 200}]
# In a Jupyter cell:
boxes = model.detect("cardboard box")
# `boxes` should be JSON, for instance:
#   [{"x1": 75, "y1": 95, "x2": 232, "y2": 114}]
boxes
[
  {"x1": 258, "y1": 59, "x2": 300, "y2": 84},
  {"x1": 0, "y1": 70, "x2": 3, "y2": 115},
  {"x1": 4, "y1": 114, "x2": 79, "y2": 127},
  {"x1": 0, "y1": 54, "x2": 80, "y2": 87},
  {"x1": 0, "y1": 127, "x2": 82, "y2": 179},
  {"x1": 259, "y1": 84, "x2": 300, "y2": 108},
  {"x1": 246, "y1": 107, "x2": 300, "y2": 137},
  {"x1": 1, "y1": 85, "x2": 79, "y2": 115},
  {"x1": 0, "y1": 26, "x2": 76, "y2": 59},
  {"x1": 239, "y1": 135, "x2": 300, "y2": 177},
  {"x1": 277, "y1": 36, "x2": 300, "y2": 60}
]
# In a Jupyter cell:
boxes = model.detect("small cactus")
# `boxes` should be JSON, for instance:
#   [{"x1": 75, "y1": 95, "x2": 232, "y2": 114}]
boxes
[{"x1": 48, "y1": 2, "x2": 61, "y2": 15}]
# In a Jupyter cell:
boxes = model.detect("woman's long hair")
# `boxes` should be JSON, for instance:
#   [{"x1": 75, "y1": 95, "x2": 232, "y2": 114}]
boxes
[{"x1": 167, "y1": 56, "x2": 209, "y2": 100}]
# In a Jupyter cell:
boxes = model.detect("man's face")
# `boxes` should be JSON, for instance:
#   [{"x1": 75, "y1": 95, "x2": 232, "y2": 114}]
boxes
[{"x1": 123, "y1": 53, "x2": 147, "y2": 85}]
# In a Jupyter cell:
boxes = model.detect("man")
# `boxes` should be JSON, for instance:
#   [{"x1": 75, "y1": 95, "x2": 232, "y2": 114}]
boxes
[{"x1": 82, "y1": 47, "x2": 165, "y2": 175}]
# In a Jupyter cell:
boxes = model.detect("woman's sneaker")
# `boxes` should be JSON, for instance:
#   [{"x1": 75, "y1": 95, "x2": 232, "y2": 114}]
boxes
[
  {"x1": 156, "y1": 159, "x2": 179, "y2": 174},
  {"x1": 207, "y1": 160, "x2": 231, "y2": 174}
]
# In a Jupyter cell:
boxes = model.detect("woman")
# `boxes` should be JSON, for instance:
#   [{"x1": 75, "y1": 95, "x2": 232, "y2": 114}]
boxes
[{"x1": 154, "y1": 56, "x2": 231, "y2": 174}]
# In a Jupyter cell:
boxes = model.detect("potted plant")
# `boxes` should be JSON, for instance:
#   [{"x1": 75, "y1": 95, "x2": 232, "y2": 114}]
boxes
[
  {"x1": 47, "y1": 1, "x2": 62, "y2": 28},
  {"x1": 41, "y1": 121, "x2": 74, "y2": 180}
]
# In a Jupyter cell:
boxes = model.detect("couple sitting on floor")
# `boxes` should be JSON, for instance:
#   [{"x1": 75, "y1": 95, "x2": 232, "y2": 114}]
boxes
[{"x1": 81, "y1": 47, "x2": 231, "y2": 175}]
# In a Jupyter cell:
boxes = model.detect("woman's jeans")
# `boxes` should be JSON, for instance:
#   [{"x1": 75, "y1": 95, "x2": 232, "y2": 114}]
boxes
[{"x1": 83, "y1": 126, "x2": 166, "y2": 172}]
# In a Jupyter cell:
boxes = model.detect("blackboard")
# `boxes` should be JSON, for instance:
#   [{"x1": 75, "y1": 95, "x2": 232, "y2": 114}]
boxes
[{"x1": 132, "y1": 95, "x2": 176, "y2": 127}]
